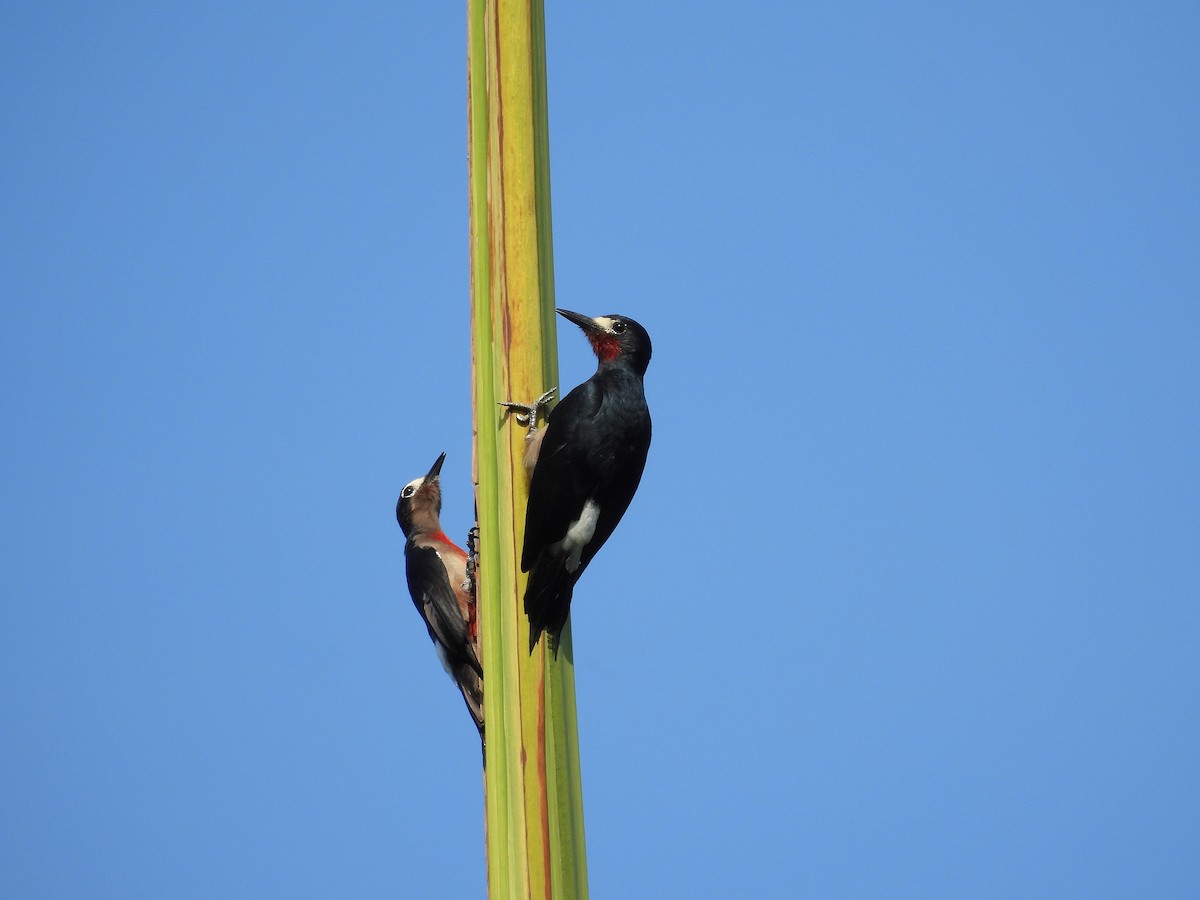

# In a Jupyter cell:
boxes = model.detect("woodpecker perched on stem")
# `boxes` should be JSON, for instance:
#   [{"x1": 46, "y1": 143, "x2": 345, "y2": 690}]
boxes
[
  {"x1": 396, "y1": 453, "x2": 484, "y2": 735},
  {"x1": 514, "y1": 309, "x2": 653, "y2": 655}
]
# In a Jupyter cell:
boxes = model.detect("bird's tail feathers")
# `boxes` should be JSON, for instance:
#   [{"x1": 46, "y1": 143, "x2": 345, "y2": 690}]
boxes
[
  {"x1": 452, "y1": 662, "x2": 485, "y2": 737},
  {"x1": 524, "y1": 556, "x2": 574, "y2": 655}
]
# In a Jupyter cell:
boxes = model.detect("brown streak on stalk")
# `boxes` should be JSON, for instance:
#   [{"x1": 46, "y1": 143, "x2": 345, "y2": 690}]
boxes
[{"x1": 536, "y1": 670, "x2": 551, "y2": 897}]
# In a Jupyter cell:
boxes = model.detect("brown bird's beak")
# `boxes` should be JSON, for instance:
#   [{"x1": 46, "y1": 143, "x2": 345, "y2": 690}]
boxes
[{"x1": 423, "y1": 452, "x2": 446, "y2": 484}]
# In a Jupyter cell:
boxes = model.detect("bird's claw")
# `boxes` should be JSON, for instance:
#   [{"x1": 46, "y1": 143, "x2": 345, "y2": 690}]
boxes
[
  {"x1": 464, "y1": 525, "x2": 480, "y2": 598},
  {"x1": 499, "y1": 388, "x2": 557, "y2": 435}
]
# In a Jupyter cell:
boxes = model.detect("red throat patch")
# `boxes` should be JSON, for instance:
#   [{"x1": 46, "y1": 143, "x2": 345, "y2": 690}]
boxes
[{"x1": 589, "y1": 333, "x2": 621, "y2": 362}]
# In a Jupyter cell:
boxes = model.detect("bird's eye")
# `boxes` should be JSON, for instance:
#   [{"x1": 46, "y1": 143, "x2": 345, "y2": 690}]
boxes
[
  {"x1": 401, "y1": 485, "x2": 416, "y2": 499},
  {"x1": 611, "y1": 321, "x2": 628, "y2": 334}
]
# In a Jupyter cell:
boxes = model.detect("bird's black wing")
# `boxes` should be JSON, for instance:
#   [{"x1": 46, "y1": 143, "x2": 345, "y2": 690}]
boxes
[
  {"x1": 520, "y1": 377, "x2": 605, "y2": 572},
  {"x1": 405, "y1": 542, "x2": 477, "y2": 672},
  {"x1": 576, "y1": 406, "x2": 650, "y2": 574}
]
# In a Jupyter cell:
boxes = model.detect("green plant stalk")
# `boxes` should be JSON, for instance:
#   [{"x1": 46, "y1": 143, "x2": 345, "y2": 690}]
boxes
[{"x1": 468, "y1": 1, "x2": 589, "y2": 897}]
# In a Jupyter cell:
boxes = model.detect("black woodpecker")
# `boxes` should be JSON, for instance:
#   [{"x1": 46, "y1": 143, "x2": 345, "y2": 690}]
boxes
[
  {"x1": 518, "y1": 309, "x2": 653, "y2": 655},
  {"x1": 396, "y1": 453, "x2": 484, "y2": 735}
]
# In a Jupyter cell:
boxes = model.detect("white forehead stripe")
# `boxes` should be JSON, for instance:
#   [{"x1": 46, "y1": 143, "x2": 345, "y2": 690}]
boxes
[
  {"x1": 404, "y1": 476, "x2": 424, "y2": 492},
  {"x1": 593, "y1": 316, "x2": 618, "y2": 332}
]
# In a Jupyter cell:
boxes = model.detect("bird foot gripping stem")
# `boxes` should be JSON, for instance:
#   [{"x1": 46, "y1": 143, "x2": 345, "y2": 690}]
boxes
[
  {"x1": 500, "y1": 388, "x2": 557, "y2": 479},
  {"x1": 464, "y1": 524, "x2": 482, "y2": 664},
  {"x1": 464, "y1": 524, "x2": 480, "y2": 599},
  {"x1": 498, "y1": 388, "x2": 557, "y2": 435}
]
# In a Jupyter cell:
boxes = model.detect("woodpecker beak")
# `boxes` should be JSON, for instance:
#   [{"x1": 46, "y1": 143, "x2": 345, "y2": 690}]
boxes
[
  {"x1": 557, "y1": 308, "x2": 600, "y2": 333},
  {"x1": 423, "y1": 452, "x2": 446, "y2": 484}
]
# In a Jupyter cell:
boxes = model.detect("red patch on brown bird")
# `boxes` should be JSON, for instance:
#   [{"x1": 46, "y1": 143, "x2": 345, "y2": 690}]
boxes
[{"x1": 430, "y1": 530, "x2": 467, "y2": 558}]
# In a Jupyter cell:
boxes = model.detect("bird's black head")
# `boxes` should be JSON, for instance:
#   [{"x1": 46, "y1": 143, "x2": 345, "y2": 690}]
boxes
[
  {"x1": 395, "y1": 452, "x2": 445, "y2": 537},
  {"x1": 557, "y1": 309, "x2": 652, "y2": 377}
]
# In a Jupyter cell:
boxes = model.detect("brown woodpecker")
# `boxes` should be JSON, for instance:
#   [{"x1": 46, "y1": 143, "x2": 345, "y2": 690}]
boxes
[
  {"x1": 396, "y1": 452, "x2": 483, "y2": 735},
  {"x1": 516, "y1": 309, "x2": 653, "y2": 655}
]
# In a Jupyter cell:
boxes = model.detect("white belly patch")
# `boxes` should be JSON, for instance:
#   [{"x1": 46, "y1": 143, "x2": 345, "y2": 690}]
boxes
[{"x1": 555, "y1": 499, "x2": 600, "y2": 573}]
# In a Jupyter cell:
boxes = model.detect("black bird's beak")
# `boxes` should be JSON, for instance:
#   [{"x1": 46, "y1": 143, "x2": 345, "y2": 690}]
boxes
[
  {"x1": 556, "y1": 308, "x2": 600, "y2": 333},
  {"x1": 423, "y1": 452, "x2": 447, "y2": 484}
]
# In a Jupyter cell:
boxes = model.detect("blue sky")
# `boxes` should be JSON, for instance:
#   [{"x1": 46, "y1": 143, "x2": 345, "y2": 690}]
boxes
[{"x1": 2, "y1": 3, "x2": 1198, "y2": 897}]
